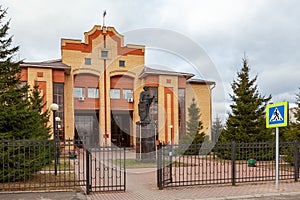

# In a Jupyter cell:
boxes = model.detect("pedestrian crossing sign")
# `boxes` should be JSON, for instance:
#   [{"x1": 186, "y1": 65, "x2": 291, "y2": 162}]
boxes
[{"x1": 266, "y1": 101, "x2": 289, "y2": 128}]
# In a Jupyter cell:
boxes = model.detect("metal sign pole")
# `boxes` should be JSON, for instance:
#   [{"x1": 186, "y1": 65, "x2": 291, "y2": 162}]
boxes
[
  {"x1": 275, "y1": 127, "x2": 279, "y2": 190},
  {"x1": 266, "y1": 101, "x2": 289, "y2": 190}
]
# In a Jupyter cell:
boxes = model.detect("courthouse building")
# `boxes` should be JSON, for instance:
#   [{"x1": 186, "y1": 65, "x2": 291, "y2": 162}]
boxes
[{"x1": 20, "y1": 25, "x2": 215, "y2": 147}]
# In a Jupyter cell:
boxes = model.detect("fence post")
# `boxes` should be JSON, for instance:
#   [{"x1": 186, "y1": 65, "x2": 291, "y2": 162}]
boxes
[
  {"x1": 54, "y1": 137, "x2": 58, "y2": 176},
  {"x1": 294, "y1": 140, "x2": 299, "y2": 182},
  {"x1": 157, "y1": 142, "x2": 163, "y2": 190},
  {"x1": 169, "y1": 142, "x2": 173, "y2": 183},
  {"x1": 231, "y1": 141, "x2": 236, "y2": 186},
  {"x1": 86, "y1": 148, "x2": 90, "y2": 195}
]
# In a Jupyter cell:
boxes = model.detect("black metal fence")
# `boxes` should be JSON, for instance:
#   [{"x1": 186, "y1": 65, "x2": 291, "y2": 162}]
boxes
[
  {"x1": 86, "y1": 146, "x2": 126, "y2": 194},
  {"x1": 157, "y1": 141, "x2": 300, "y2": 189},
  {"x1": 0, "y1": 138, "x2": 126, "y2": 194},
  {"x1": 0, "y1": 139, "x2": 86, "y2": 192}
]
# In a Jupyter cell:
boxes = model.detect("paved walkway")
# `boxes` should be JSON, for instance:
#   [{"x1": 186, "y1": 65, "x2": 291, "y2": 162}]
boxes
[
  {"x1": 90, "y1": 167, "x2": 300, "y2": 200},
  {"x1": 1, "y1": 169, "x2": 300, "y2": 200}
]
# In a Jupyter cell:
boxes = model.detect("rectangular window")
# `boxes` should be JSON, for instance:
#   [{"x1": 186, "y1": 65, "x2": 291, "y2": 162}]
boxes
[
  {"x1": 88, "y1": 88, "x2": 99, "y2": 98},
  {"x1": 85, "y1": 58, "x2": 91, "y2": 65},
  {"x1": 178, "y1": 88, "x2": 186, "y2": 135},
  {"x1": 101, "y1": 50, "x2": 108, "y2": 58},
  {"x1": 119, "y1": 60, "x2": 125, "y2": 67},
  {"x1": 123, "y1": 89, "x2": 133, "y2": 99},
  {"x1": 74, "y1": 87, "x2": 85, "y2": 98},
  {"x1": 54, "y1": 83, "x2": 64, "y2": 140},
  {"x1": 110, "y1": 88, "x2": 120, "y2": 99}
]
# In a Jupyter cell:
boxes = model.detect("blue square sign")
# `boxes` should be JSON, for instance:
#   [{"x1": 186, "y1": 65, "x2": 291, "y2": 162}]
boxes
[{"x1": 266, "y1": 102, "x2": 289, "y2": 128}]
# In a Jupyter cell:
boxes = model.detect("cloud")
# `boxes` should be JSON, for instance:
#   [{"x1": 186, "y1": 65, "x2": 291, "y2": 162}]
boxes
[{"x1": 2, "y1": 0, "x2": 300, "y2": 118}]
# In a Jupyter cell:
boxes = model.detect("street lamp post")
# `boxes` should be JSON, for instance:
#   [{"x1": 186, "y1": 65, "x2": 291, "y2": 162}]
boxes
[{"x1": 50, "y1": 103, "x2": 59, "y2": 176}]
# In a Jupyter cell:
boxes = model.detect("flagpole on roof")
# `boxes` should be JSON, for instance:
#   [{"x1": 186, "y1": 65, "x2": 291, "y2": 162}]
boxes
[{"x1": 103, "y1": 10, "x2": 107, "y2": 27}]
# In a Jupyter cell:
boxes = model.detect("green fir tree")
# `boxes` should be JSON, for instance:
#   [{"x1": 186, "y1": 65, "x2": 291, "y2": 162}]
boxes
[
  {"x1": 180, "y1": 98, "x2": 205, "y2": 154},
  {"x1": 280, "y1": 88, "x2": 300, "y2": 164},
  {"x1": 186, "y1": 98, "x2": 205, "y2": 143},
  {"x1": 211, "y1": 115, "x2": 223, "y2": 143},
  {"x1": 282, "y1": 87, "x2": 300, "y2": 141},
  {"x1": 27, "y1": 84, "x2": 51, "y2": 139},
  {"x1": 220, "y1": 57, "x2": 272, "y2": 143},
  {"x1": 0, "y1": 7, "x2": 29, "y2": 139},
  {"x1": 0, "y1": 6, "x2": 52, "y2": 182}
]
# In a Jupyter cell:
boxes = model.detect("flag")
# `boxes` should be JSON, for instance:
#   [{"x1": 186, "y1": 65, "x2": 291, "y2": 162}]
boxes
[{"x1": 103, "y1": 10, "x2": 107, "y2": 18}]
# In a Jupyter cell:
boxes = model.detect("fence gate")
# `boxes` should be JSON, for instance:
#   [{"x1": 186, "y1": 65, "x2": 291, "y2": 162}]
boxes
[{"x1": 85, "y1": 146, "x2": 126, "y2": 194}]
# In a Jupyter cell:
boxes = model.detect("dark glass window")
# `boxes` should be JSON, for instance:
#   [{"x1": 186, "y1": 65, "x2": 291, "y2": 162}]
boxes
[
  {"x1": 53, "y1": 83, "x2": 64, "y2": 140},
  {"x1": 101, "y1": 50, "x2": 108, "y2": 58},
  {"x1": 178, "y1": 88, "x2": 186, "y2": 134},
  {"x1": 119, "y1": 60, "x2": 125, "y2": 67},
  {"x1": 85, "y1": 58, "x2": 91, "y2": 65}
]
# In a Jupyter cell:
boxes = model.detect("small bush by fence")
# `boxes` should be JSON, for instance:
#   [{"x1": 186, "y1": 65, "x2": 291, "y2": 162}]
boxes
[{"x1": 0, "y1": 139, "x2": 85, "y2": 192}]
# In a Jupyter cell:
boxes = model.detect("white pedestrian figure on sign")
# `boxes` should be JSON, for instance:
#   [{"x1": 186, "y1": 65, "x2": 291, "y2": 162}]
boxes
[{"x1": 270, "y1": 108, "x2": 283, "y2": 122}]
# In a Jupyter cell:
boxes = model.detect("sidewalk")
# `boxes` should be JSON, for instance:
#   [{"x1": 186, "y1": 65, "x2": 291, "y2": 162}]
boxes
[
  {"x1": 1, "y1": 166, "x2": 300, "y2": 200},
  {"x1": 1, "y1": 178, "x2": 300, "y2": 200},
  {"x1": 90, "y1": 167, "x2": 300, "y2": 200}
]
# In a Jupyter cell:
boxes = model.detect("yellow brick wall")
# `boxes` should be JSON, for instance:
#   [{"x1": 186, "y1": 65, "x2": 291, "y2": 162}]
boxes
[
  {"x1": 64, "y1": 74, "x2": 74, "y2": 139},
  {"x1": 185, "y1": 83, "x2": 212, "y2": 138},
  {"x1": 27, "y1": 67, "x2": 54, "y2": 136},
  {"x1": 60, "y1": 25, "x2": 213, "y2": 146},
  {"x1": 157, "y1": 75, "x2": 179, "y2": 144},
  {"x1": 61, "y1": 26, "x2": 145, "y2": 145}
]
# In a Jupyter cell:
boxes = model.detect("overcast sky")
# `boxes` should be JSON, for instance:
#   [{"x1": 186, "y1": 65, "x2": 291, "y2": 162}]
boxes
[{"x1": 2, "y1": 0, "x2": 300, "y2": 122}]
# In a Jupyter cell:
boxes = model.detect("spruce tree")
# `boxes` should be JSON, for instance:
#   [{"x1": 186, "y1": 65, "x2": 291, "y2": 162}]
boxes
[
  {"x1": 211, "y1": 115, "x2": 223, "y2": 143},
  {"x1": 220, "y1": 57, "x2": 272, "y2": 143},
  {"x1": 280, "y1": 88, "x2": 300, "y2": 164},
  {"x1": 0, "y1": 7, "x2": 50, "y2": 140},
  {"x1": 0, "y1": 7, "x2": 30, "y2": 139},
  {"x1": 27, "y1": 84, "x2": 51, "y2": 139},
  {"x1": 186, "y1": 98, "x2": 205, "y2": 143},
  {"x1": 0, "y1": 6, "x2": 52, "y2": 182},
  {"x1": 180, "y1": 98, "x2": 205, "y2": 154},
  {"x1": 282, "y1": 87, "x2": 300, "y2": 141}
]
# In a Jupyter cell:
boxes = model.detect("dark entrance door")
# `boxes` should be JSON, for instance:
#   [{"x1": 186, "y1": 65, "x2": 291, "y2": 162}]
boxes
[
  {"x1": 74, "y1": 113, "x2": 99, "y2": 147},
  {"x1": 111, "y1": 111, "x2": 132, "y2": 147}
]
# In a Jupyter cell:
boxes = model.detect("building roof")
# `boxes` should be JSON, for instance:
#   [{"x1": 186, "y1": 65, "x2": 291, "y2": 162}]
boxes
[
  {"x1": 187, "y1": 78, "x2": 216, "y2": 85},
  {"x1": 139, "y1": 67, "x2": 195, "y2": 79},
  {"x1": 20, "y1": 59, "x2": 71, "y2": 70}
]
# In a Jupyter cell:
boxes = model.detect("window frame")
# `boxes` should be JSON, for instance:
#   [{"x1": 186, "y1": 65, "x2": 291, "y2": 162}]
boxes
[
  {"x1": 74, "y1": 87, "x2": 85, "y2": 98},
  {"x1": 88, "y1": 88, "x2": 99, "y2": 98},
  {"x1": 110, "y1": 88, "x2": 121, "y2": 99},
  {"x1": 101, "y1": 50, "x2": 109, "y2": 59},
  {"x1": 85, "y1": 58, "x2": 91, "y2": 65},
  {"x1": 119, "y1": 60, "x2": 125, "y2": 67},
  {"x1": 122, "y1": 89, "x2": 133, "y2": 100}
]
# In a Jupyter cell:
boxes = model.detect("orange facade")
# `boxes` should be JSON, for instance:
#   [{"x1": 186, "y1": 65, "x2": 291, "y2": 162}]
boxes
[{"x1": 20, "y1": 25, "x2": 215, "y2": 147}]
